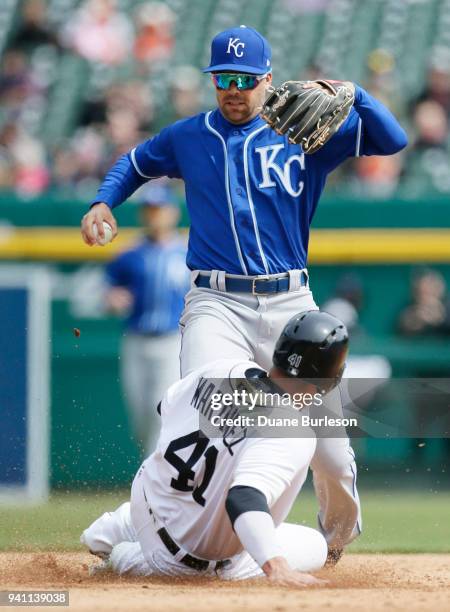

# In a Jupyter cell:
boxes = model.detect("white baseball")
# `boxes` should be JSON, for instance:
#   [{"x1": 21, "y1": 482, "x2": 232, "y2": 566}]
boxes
[{"x1": 92, "y1": 221, "x2": 113, "y2": 246}]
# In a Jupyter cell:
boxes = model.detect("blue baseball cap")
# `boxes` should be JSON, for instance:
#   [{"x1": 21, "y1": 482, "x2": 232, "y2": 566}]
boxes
[
  {"x1": 140, "y1": 181, "x2": 177, "y2": 207},
  {"x1": 203, "y1": 25, "x2": 272, "y2": 75}
]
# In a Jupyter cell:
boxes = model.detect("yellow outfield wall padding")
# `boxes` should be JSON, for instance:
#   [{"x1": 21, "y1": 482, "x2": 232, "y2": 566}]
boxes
[
  {"x1": 309, "y1": 229, "x2": 450, "y2": 263},
  {"x1": 0, "y1": 228, "x2": 450, "y2": 263},
  {"x1": 0, "y1": 227, "x2": 140, "y2": 261}
]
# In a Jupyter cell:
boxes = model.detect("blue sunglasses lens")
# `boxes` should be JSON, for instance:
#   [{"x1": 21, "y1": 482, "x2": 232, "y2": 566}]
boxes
[{"x1": 213, "y1": 74, "x2": 260, "y2": 90}]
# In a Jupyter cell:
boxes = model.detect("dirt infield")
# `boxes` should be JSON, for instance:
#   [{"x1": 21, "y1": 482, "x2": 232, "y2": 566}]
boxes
[{"x1": 1, "y1": 552, "x2": 449, "y2": 611}]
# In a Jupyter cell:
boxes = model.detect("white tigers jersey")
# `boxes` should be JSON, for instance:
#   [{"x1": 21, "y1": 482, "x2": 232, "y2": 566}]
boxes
[{"x1": 138, "y1": 359, "x2": 315, "y2": 560}]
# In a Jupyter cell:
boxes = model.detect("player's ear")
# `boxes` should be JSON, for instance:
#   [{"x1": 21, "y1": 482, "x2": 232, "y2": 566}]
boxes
[{"x1": 266, "y1": 73, "x2": 273, "y2": 84}]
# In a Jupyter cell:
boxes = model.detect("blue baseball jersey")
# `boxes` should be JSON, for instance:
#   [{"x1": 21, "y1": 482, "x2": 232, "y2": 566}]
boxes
[
  {"x1": 93, "y1": 85, "x2": 407, "y2": 275},
  {"x1": 105, "y1": 238, "x2": 190, "y2": 335}
]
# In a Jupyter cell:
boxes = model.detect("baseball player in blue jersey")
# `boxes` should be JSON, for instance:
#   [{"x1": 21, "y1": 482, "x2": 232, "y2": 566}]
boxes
[
  {"x1": 105, "y1": 181, "x2": 190, "y2": 453},
  {"x1": 81, "y1": 25, "x2": 407, "y2": 563}
]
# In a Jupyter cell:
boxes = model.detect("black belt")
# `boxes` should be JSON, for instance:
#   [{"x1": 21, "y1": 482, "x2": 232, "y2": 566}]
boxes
[
  {"x1": 194, "y1": 272, "x2": 307, "y2": 295},
  {"x1": 157, "y1": 527, "x2": 230, "y2": 572},
  {"x1": 145, "y1": 492, "x2": 230, "y2": 571}
]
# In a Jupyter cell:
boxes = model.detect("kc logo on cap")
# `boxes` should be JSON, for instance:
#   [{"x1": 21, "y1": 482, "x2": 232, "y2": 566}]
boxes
[
  {"x1": 226, "y1": 37, "x2": 245, "y2": 58},
  {"x1": 203, "y1": 25, "x2": 272, "y2": 75}
]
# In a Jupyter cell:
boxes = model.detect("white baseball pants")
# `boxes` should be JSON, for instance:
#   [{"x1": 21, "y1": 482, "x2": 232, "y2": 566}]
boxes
[
  {"x1": 178, "y1": 276, "x2": 362, "y2": 548},
  {"x1": 121, "y1": 331, "x2": 181, "y2": 453},
  {"x1": 81, "y1": 499, "x2": 327, "y2": 578}
]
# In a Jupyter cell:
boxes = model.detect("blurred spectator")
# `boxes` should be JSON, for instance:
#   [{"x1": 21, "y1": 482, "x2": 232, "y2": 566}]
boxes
[
  {"x1": 62, "y1": 0, "x2": 134, "y2": 66},
  {"x1": 104, "y1": 180, "x2": 189, "y2": 454},
  {"x1": 350, "y1": 154, "x2": 403, "y2": 198},
  {"x1": 51, "y1": 127, "x2": 107, "y2": 198},
  {"x1": 0, "y1": 121, "x2": 49, "y2": 196},
  {"x1": 80, "y1": 80, "x2": 155, "y2": 132},
  {"x1": 11, "y1": 0, "x2": 61, "y2": 52},
  {"x1": 51, "y1": 88, "x2": 148, "y2": 198},
  {"x1": 413, "y1": 100, "x2": 448, "y2": 151},
  {"x1": 170, "y1": 66, "x2": 202, "y2": 118},
  {"x1": 401, "y1": 100, "x2": 450, "y2": 194},
  {"x1": 416, "y1": 64, "x2": 450, "y2": 115},
  {"x1": 398, "y1": 269, "x2": 450, "y2": 337},
  {"x1": 364, "y1": 49, "x2": 405, "y2": 118},
  {"x1": 322, "y1": 273, "x2": 364, "y2": 336},
  {"x1": 0, "y1": 50, "x2": 34, "y2": 114},
  {"x1": 323, "y1": 273, "x2": 391, "y2": 380},
  {"x1": 52, "y1": 146, "x2": 82, "y2": 192},
  {"x1": 106, "y1": 81, "x2": 155, "y2": 131},
  {"x1": 157, "y1": 65, "x2": 203, "y2": 128},
  {"x1": 133, "y1": 2, "x2": 175, "y2": 67},
  {"x1": 398, "y1": 267, "x2": 450, "y2": 461},
  {"x1": 104, "y1": 108, "x2": 142, "y2": 162}
]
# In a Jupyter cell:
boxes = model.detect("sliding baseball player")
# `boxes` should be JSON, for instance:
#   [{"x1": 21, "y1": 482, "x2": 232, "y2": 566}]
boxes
[{"x1": 81, "y1": 311, "x2": 348, "y2": 586}]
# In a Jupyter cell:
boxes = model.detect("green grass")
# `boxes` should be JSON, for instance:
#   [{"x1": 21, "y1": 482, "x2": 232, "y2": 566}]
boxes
[
  {"x1": 0, "y1": 491, "x2": 129, "y2": 552},
  {"x1": 0, "y1": 490, "x2": 449, "y2": 553},
  {"x1": 288, "y1": 490, "x2": 450, "y2": 553}
]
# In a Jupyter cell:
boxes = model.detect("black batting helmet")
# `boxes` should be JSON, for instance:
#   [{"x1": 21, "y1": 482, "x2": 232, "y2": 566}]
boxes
[{"x1": 272, "y1": 310, "x2": 349, "y2": 393}]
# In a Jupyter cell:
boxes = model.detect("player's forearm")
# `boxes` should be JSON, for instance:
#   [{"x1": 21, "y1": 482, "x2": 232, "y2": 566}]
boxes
[
  {"x1": 226, "y1": 485, "x2": 282, "y2": 567},
  {"x1": 233, "y1": 510, "x2": 282, "y2": 568},
  {"x1": 91, "y1": 153, "x2": 147, "y2": 209},
  {"x1": 353, "y1": 85, "x2": 408, "y2": 155}
]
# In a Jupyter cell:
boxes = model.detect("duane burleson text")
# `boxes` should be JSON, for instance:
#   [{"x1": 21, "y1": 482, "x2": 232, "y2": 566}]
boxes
[{"x1": 210, "y1": 414, "x2": 358, "y2": 428}]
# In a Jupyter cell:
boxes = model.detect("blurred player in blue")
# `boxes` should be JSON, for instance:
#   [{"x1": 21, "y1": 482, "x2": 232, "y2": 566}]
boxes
[
  {"x1": 105, "y1": 180, "x2": 189, "y2": 454},
  {"x1": 82, "y1": 25, "x2": 407, "y2": 563}
]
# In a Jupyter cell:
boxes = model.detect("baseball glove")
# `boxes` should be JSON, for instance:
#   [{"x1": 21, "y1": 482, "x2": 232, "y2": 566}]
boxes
[{"x1": 261, "y1": 80, "x2": 355, "y2": 154}]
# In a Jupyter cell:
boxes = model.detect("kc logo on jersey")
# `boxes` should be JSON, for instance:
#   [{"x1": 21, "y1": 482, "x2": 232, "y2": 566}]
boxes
[
  {"x1": 255, "y1": 144, "x2": 305, "y2": 197},
  {"x1": 226, "y1": 37, "x2": 245, "y2": 58}
]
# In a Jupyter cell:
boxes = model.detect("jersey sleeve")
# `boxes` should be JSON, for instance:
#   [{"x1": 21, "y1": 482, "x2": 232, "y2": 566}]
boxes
[
  {"x1": 230, "y1": 436, "x2": 316, "y2": 508},
  {"x1": 90, "y1": 126, "x2": 182, "y2": 209},
  {"x1": 91, "y1": 153, "x2": 147, "y2": 209},
  {"x1": 310, "y1": 84, "x2": 408, "y2": 174},
  {"x1": 352, "y1": 85, "x2": 408, "y2": 156},
  {"x1": 131, "y1": 125, "x2": 181, "y2": 180}
]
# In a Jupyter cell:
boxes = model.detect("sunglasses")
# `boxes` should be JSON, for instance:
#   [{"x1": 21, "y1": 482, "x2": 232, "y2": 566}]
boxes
[{"x1": 212, "y1": 73, "x2": 267, "y2": 91}]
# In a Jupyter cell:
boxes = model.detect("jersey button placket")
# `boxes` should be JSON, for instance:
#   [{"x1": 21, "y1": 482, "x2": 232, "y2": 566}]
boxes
[
  {"x1": 227, "y1": 136, "x2": 248, "y2": 273},
  {"x1": 229, "y1": 132, "x2": 265, "y2": 275}
]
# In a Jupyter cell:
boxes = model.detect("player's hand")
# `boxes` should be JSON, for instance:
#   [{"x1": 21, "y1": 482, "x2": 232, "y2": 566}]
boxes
[
  {"x1": 262, "y1": 557, "x2": 327, "y2": 588},
  {"x1": 106, "y1": 287, "x2": 133, "y2": 314},
  {"x1": 81, "y1": 203, "x2": 118, "y2": 246}
]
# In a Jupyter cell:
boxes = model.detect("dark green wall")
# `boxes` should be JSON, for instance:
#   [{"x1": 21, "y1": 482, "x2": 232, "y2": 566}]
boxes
[{"x1": 0, "y1": 193, "x2": 449, "y2": 229}]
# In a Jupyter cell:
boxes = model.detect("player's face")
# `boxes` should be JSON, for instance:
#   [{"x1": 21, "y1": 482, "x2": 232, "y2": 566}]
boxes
[{"x1": 214, "y1": 73, "x2": 273, "y2": 124}]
